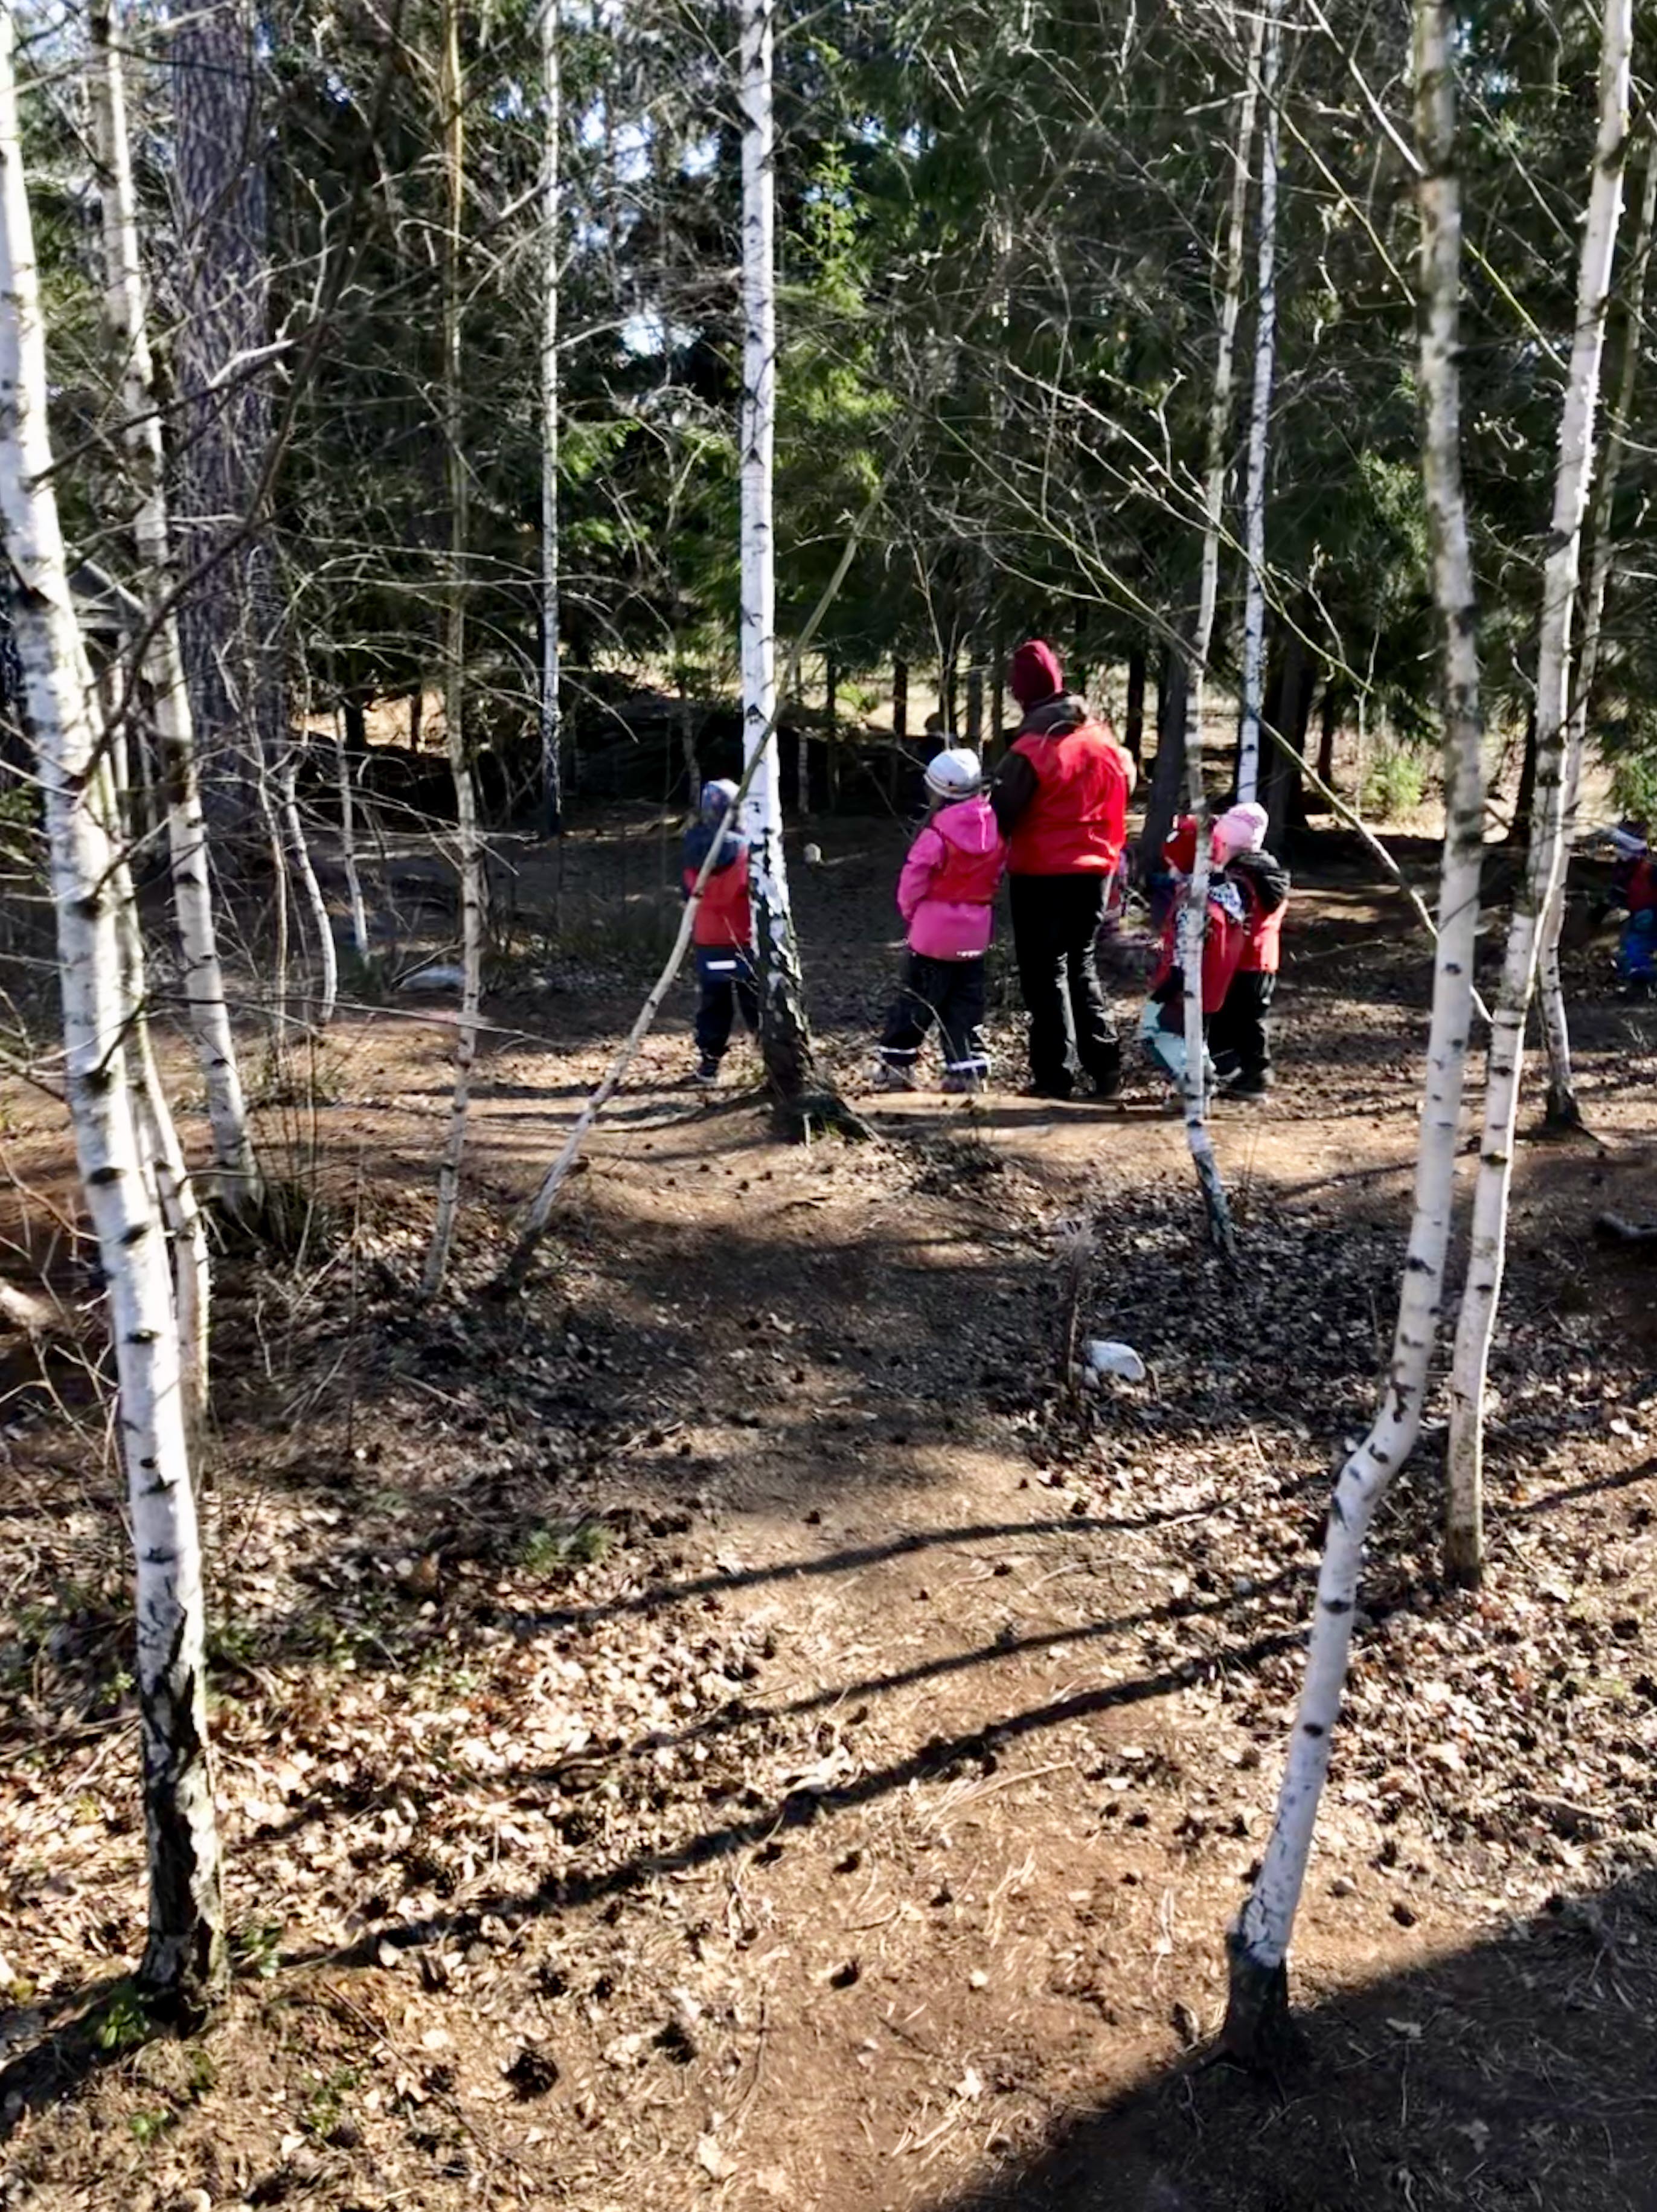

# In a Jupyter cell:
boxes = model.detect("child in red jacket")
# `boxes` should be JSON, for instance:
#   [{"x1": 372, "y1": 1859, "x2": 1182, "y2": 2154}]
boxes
[
  {"x1": 1209, "y1": 802, "x2": 1290, "y2": 1095},
  {"x1": 874, "y1": 748, "x2": 1007, "y2": 1094},
  {"x1": 682, "y1": 780, "x2": 757, "y2": 1085},
  {"x1": 1138, "y1": 813, "x2": 1246, "y2": 1093}
]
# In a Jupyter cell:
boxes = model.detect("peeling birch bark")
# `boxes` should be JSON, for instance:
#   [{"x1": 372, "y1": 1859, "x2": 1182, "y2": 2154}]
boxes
[
  {"x1": 423, "y1": 0, "x2": 485, "y2": 1297},
  {"x1": 1537, "y1": 137, "x2": 1656, "y2": 1128},
  {"x1": 0, "y1": 7, "x2": 223, "y2": 2007},
  {"x1": 1236, "y1": 0, "x2": 1284, "y2": 806},
  {"x1": 1444, "y1": 0, "x2": 1632, "y2": 1586},
  {"x1": 1224, "y1": 0, "x2": 1487, "y2": 2060},
  {"x1": 539, "y1": 0, "x2": 563, "y2": 838},
  {"x1": 1178, "y1": 4, "x2": 1265, "y2": 1250}
]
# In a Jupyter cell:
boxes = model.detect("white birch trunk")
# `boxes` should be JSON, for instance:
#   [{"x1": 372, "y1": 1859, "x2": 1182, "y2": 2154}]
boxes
[
  {"x1": 260, "y1": 756, "x2": 290, "y2": 1070},
  {"x1": 1236, "y1": 0, "x2": 1284, "y2": 805},
  {"x1": 739, "y1": 0, "x2": 818, "y2": 1108},
  {"x1": 1178, "y1": 3, "x2": 1265, "y2": 1249},
  {"x1": 539, "y1": 0, "x2": 563, "y2": 838},
  {"x1": 280, "y1": 746, "x2": 338, "y2": 1026},
  {"x1": 1224, "y1": 0, "x2": 1487, "y2": 2058},
  {"x1": 333, "y1": 708, "x2": 371, "y2": 965},
  {"x1": 0, "y1": 8, "x2": 223, "y2": 2004},
  {"x1": 88, "y1": 0, "x2": 260, "y2": 1217},
  {"x1": 1538, "y1": 139, "x2": 1657, "y2": 1127},
  {"x1": 1443, "y1": 0, "x2": 1632, "y2": 1586},
  {"x1": 423, "y1": 0, "x2": 484, "y2": 1297},
  {"x1": 108, "y1": 716, "x2": 211, "y2": 1429}
]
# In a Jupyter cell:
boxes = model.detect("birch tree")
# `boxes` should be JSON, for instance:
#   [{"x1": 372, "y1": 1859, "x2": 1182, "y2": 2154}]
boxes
[
  {"x1": 423, "y1": 0, "x2": 486, "y2": 1297},
  {"x1": 1225, "y1": 0, "x2": 1487, "y2": 2059},
  {"x1": 539, "y1": 0, "x2": 563, "y2": 838},
  {"x1": 1235, "y1": 0, "x2": 1284, "y2": 806},
  {"x1": 1443, "y1": 0, "x2": 1632, "y2": 1587},
  {"x1": 1176, "y1": 4, "x2": 1265, "y2": 1252},
  {"x1": 0, "y1": 7, "x2": 224, "y2": 2008},
  {"x1": 88, "y1": 0, "x2": 261, "y2": 1215},
  {"x1": 1537, "y1": 138, "x2": 1657, "y2": 1130},
  {"x1": 738, "y1": 0, "x2": 824, "y2": 1115}
]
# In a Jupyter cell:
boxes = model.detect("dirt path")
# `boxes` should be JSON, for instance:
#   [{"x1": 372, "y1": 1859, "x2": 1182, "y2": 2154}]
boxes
[{"x1": 1, "y1": 823, "x2": 1655, "y2": 2211}]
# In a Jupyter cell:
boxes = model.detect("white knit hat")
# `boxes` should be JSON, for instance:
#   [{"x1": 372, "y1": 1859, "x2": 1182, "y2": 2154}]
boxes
[{"x1": 925, "y1": 748, "x2": 984, "y2": 800}]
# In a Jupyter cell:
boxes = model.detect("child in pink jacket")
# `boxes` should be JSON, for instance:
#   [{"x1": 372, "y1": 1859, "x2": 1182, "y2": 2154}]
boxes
[{"x1": 874, "y1": 748, "x2": 1007, "y2": 1093}]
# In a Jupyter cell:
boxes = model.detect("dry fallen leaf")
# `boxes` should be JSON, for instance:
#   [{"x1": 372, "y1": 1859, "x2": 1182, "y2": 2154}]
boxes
[{"x1": 696, "y1": 2132, "x2": 739, "y2": 2181}]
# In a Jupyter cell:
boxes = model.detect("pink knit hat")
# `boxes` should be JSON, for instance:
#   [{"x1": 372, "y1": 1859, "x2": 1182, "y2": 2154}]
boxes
[{"x1": 1215, "y1": 802, "x2": 1269, "y2": 860}]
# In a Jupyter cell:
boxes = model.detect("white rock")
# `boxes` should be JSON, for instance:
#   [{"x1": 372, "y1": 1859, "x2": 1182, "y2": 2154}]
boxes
[{"x1": 1082, "y1": 1339, "x2": 1147, "y2": 1384}]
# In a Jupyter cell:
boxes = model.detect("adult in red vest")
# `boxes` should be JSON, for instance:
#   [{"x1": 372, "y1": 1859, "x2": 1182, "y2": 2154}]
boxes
[
  {"x1": 682, "y1": 779, "x2": 757, "y2": 1085},
  {"x1": 990, "y1": 640, "x2": 1135, "y2": 1098}
]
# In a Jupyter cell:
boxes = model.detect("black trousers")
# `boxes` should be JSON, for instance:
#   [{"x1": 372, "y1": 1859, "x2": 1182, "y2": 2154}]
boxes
[
  {"x1": 879, "y1": 953, "x2": 989, "y2": 1077},
  {"x1": 1209, "y1": 969, "x2": 1276, "y2": 1082},
  {"x1": 694, "y1": 948, "x2": 758, "y2": 1061},
  {"x1": 1008, "y1": 874, "x2": 1121, "y2": 1095}
]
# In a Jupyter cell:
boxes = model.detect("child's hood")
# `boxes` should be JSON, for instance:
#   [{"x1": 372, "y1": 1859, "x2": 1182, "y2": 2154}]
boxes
[{"x1": 933, "y1": 796, "x2": 1002, "y2": 855}]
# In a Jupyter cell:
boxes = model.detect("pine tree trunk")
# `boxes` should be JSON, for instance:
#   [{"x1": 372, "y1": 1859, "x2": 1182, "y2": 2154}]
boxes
[
  {"x1": 1236, "y1": 0, "x2": 1284, "y2": 806},
  {"x1": 0, "y1": 10, "x2": 224, "y2": 2008},
  {"x1": 1124, "y1": 646, "x2": 1146, "y2": 764},
  {"x1": 424, "y1": 0, "x2": 486, "y2": 1297},
  {"x1": 1225, "y1": 0, "x2": 1488, "y2": 2060},
  {"x1": 739, "y1": 0, "x2": 816, "y2": 1108},
  {"x1": 1139, "y1": 645, "x2": 1187, "y2": 864},
  {"x1": 539, "y1": 0, "x2": 563, "y2": 838},
  {"x1": 169, "y1": 0, "x2": 275, "y2": 840},
  {"x1": 1315, "y1": 680, "x2": 1338, "y2": 793},
  {"x1": 89, "y1": 0, "x2": 261, "y2": 1216},
  {"x1": 1178, "y1": 2, "x2": 1266, "y2": 1250},
  {"x1": 825, "y1": 651, "x2": 839, "y2": 808},
  {"x1": 889, "y1": 656, "x2": 908, "y2": 805},
  {"x1": 1444, "y1": 0, "x2": 1632, "y2": 1589},
  {"x1": 1539, "y1": 139, "x2": 1657, "y2": 1127}
]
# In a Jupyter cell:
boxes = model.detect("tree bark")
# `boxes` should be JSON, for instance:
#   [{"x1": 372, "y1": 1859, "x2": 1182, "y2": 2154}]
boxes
[
  {"x1": 1124, "y1": 645, "x2": 1146, "y2": 764},
  {"x1": 1444, "y1": 0, "x2": 1632, "y2": 1589},
  {"x1": 1506, "y1": 706, "x2": 1537, "y2": 850},
  {"x1": 889, "y1": 655, "x2": 908, "y2": 805},
  {"x1": 1539, "y1": 136, "x2": 1657, "y2": 1126},
  {"x1": 1178, "y1": 0, "x2": 1266, "y2": 1252},
  {"x1": 966, "y1": 662, "x2": 984, "y2": 746},
  {"x1": 539, "y1": 0, "x2": 563, "y2": 837},
  {"x1": 169, "y1": 0, "x2": 276, "y2": 838},
  {"x1": 333, "y1": 710, "x2": 371, "y2": 965},
  {"x1": 1225, "y1": 0, "x2": 1488, "y2": 2059},
  {"x1": 1260, "y1": 622, "x2": 1312, "y2": 847},
  {"x1": 1236, "y1": 0, "x2": 1285, "y2": 806},
  {"x1": 1139, "y1": 644, "x2": 1188, "y2": 865},
  {"x1": 0, "y1": 7, "x2": 224, "y2": 2010},
  {"x1": 739, "y1": 0, "x2": 819, "y2": 1111},
  {"x1": 89, "y1": 0, "x2": 261, "y2": 1216},
  {"x1": 423, "y1": 0, "x2": 486, "y2": 1296},
  {"x1": 1315, "y1": 679, "x2": 1338, "y2": 793}
]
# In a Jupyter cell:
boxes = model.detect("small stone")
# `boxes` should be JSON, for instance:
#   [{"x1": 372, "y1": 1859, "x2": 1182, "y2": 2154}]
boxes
[
  {"x1": 1329, "y1": 1876, "x2": 1356, "y2": 1899},
  {"x1": 968, "y1": 1968, "x2": 990, "y2": 1989},
  {"x1": 1391, "y1": 1900, "x2": 1418, "y2": 1928}
]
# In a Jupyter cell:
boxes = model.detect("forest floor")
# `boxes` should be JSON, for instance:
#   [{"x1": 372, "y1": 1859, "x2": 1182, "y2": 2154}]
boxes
[{"x1": 1, "y1": 810, "x2": 1656, "y2": 2212}]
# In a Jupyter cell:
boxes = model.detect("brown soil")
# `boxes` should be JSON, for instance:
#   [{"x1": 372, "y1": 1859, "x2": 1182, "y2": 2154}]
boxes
[{"x1": 0, "y1": 812, "x2": 1654, "y2": 2212}]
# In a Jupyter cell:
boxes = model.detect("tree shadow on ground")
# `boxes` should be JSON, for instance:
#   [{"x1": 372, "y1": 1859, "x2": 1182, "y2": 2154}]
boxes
[{"x1": 925, "y1": 1866, "x2": 1657, "y2": 2212}]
